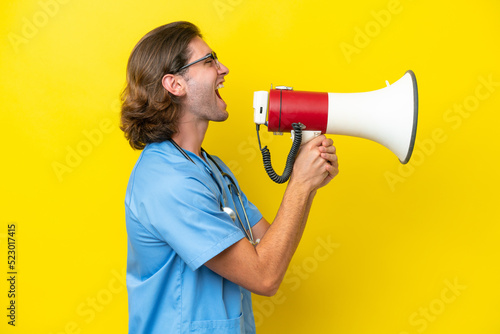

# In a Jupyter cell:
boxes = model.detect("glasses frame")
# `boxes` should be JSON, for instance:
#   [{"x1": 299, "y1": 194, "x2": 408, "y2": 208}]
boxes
[{"x1": 175, "y1": 51, "x2": 219, "y2": 73}]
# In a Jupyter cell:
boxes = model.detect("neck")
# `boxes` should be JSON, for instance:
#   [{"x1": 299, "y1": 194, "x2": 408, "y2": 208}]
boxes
[{"x1": 170, "y1": 113, "x2": 209, "y2": 158}]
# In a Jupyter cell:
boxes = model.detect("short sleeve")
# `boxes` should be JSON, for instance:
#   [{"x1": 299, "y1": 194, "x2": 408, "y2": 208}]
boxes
[{"x1": 128, "y1": 165, "x2": 246, "y2": 271}]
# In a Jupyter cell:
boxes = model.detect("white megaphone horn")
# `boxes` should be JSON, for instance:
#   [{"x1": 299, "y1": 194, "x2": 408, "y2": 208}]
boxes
[{"x1": 253, "y1": 70, "x2": 419, "y2": 183}]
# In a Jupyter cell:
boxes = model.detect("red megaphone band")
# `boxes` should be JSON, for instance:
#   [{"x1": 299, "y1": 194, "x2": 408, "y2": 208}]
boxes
[{"x1": 267, "y1": 89, "x2": 329, "y2": 133}]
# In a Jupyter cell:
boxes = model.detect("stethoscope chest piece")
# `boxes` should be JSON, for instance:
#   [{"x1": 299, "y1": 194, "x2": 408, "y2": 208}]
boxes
[{"x1": 223, "y1": 207, "x2": 236, "y2": 222}]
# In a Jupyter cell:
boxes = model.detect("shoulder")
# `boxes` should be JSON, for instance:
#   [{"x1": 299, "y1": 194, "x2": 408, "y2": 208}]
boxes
[{"x1": 126, "y1": 142, "x2": 211, "y2": 203}]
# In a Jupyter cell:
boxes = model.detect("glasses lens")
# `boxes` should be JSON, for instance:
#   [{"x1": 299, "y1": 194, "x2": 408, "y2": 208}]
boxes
[{"x1": 212, "y1": 52, "x2": 220, "y2": 69}]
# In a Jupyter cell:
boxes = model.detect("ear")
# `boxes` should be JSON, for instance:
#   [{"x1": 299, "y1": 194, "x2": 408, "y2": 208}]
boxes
[{"x1": 162, "y1": 74, "x2": 186, "y2": 97}]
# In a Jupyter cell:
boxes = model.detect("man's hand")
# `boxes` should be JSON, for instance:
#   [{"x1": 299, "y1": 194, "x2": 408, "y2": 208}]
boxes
[
  {"x1": 317, "y1": 137, "x2": 339, "y2": 189},
  {"x1": 289, "y1": 135, "x2": 339, "y2": 191}
]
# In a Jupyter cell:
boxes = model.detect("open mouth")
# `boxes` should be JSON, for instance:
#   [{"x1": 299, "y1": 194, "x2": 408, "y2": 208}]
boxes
[{"x1": 215, "y1": 83, "x2": 224, "y2": 101}]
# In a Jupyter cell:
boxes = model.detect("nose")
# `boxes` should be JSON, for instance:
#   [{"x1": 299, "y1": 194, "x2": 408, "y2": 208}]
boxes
[{"x1": 218, "y1": 61, "x2": 229, "y2": 76}]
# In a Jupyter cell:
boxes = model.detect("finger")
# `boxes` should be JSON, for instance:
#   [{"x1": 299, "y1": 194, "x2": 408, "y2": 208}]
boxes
[
  {"x1": 320, "y1": 151, "x2": 338, "y2": 162},
  {"x1": 321, "y1": 137, "x2": 334, "y2": 147},
  {"x1": 308, "y1": 134, "x2": 327, "y2": 147},
  {"x1": 318, "y1": 144, "x2": 336, "y2": 154},
  {"x1": 324, "y1": 161, "x2": 339, "y2": 177},
  {"x1": 326, "y1": 156, "x2": 339, "y2": 172},
  {"x1": 325, "y1": 145, "x2": 336, "y2": 154}
]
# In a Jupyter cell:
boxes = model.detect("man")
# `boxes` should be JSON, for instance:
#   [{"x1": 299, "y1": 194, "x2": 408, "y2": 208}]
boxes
[{"x1": 121, "y1": 21, "x2": 338, "y2": 334}]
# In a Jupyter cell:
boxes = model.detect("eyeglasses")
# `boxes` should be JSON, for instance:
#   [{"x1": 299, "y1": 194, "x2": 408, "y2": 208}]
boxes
[{"x1": 176, "y1": 51, "x2": 219, "y2": 73}]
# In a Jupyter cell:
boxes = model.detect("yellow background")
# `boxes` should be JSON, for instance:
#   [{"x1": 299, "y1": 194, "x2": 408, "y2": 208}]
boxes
[{"x1": 1, "y1": 0, "x2": 499, "y2": 333}]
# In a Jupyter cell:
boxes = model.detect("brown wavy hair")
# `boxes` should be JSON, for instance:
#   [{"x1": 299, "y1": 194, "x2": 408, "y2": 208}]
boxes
[{"x1": 120, "y1": 21, "x2": 201, "y2": 149}]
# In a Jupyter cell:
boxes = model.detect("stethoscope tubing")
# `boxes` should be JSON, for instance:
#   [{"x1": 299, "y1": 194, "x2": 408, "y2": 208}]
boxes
[{"x1": 169, "y1": 139, "x2": 257, "y2": 245}]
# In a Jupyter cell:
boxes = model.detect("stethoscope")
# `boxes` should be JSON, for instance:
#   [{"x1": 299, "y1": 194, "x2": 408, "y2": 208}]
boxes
[{"x1": 169, "y1": 139, "x2": 259, "y2": 246}]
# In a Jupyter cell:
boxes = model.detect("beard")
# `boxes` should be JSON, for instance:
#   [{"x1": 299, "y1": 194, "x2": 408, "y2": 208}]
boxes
[{"x1": 185, "y1": 79, "x2": 228, "y2": 122}]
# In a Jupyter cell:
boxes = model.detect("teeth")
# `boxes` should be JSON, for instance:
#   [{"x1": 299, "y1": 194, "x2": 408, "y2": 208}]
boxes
[{"x1": 216, "y1": 83, "x2": 224, "y2": 90}]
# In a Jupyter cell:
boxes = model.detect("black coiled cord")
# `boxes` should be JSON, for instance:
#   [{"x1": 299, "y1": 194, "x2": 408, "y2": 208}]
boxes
[{"x1": 257, "y1": 123, "x2": 303, "y2": 184}]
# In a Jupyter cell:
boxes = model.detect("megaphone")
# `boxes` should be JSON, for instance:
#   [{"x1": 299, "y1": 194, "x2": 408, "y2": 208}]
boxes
[{"x1": 253, "y1": 70, "x2": 418, "y2": 183}]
